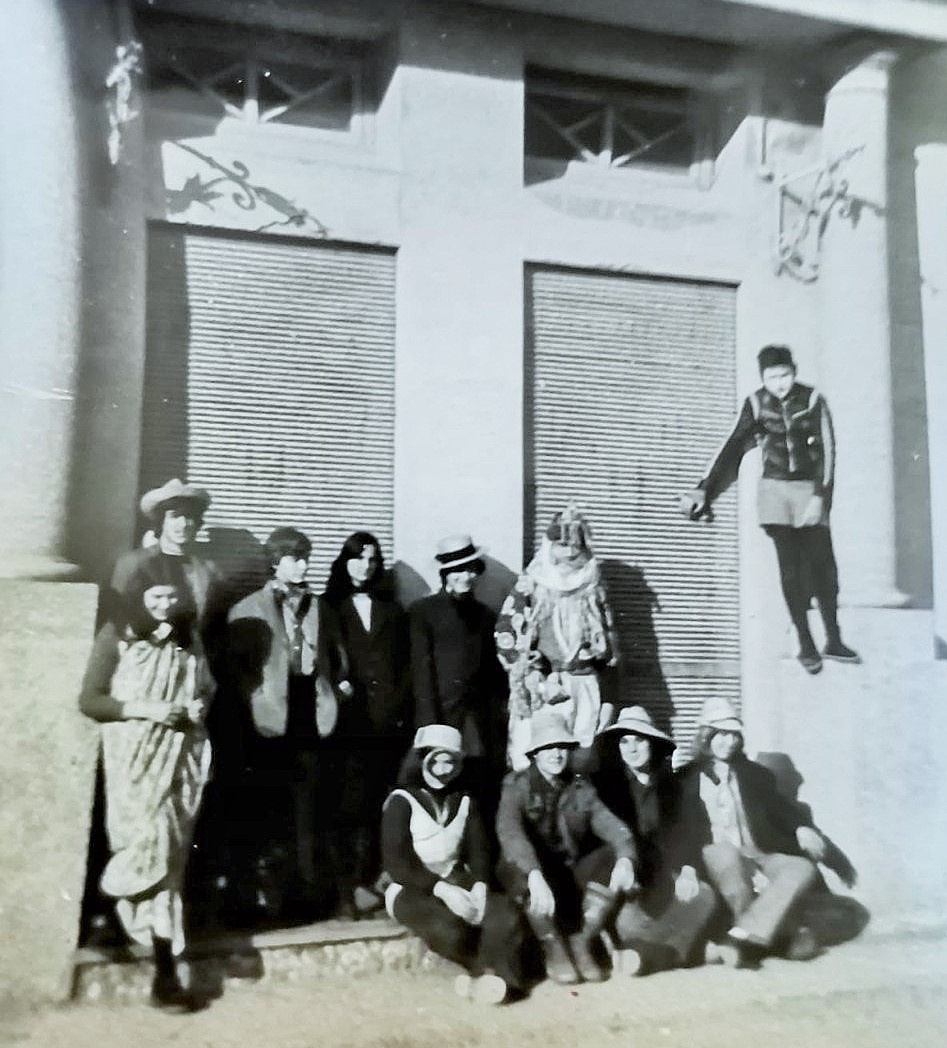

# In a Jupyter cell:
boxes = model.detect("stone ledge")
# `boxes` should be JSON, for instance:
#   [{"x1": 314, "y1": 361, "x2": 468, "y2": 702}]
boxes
[{"x1": 71, "y1": 918, "x2": 444, "y2": 1003}]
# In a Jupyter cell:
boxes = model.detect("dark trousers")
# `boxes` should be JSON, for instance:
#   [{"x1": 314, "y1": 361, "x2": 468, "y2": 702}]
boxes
[
  {"x1": 764, "y1": 525, "x2": 841, "y2": 645},
  {"x1": 613, "y1": 880, "x2": 717, "y2": 967},
  {"x1": 498, "y1": 844, "x2": 615, "y2": 936},
  {"x1": 392, "y1": 883, "x2": 526, "y2": 988}
]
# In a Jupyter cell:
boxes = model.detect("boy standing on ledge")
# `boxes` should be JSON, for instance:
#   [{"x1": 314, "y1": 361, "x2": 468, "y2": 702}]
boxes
[{"x1": 680, "y1": 344, "x2": 859, "y2": 675}]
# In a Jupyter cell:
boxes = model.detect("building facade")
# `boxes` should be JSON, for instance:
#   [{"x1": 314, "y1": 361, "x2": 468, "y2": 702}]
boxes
[{"x1": 2, "y1": 0, "x2": 947, "y2": 1005}]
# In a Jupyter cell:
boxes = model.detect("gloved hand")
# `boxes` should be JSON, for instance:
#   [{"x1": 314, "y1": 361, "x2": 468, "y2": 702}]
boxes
[
  {"x1": 796, "y1": 825, "x2": 828, "y2": 863},
  {"x1": 674, "y1": 865, "x2": 700, "y2": 903}
]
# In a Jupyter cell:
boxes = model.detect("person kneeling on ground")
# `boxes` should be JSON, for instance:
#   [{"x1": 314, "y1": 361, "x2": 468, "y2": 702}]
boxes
[
  {"x1": 593, "y1": 706, "x2": 718, "y2": 976},
  {"x1": 382, "y1": 725, "x2": 526, "y2": 1005},
  {"x1": 675, "y1": 696, "x2": 827, "y2": 968},
  {"x1": 496, "y1": 708, "x2": 637, "y2": 985}
]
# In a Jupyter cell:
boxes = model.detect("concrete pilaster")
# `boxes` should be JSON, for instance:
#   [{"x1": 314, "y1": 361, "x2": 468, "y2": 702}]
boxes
[
  {"x1": 0, "y1": 0, "x2": 81, "y2": 579},
  {"x1": 914, "y1": 143, "x2": 947, "y2": 656},
  {"x1": 392, "y1": 6, "x2": 525, "y2": 591},
  {"x1": 820, "y1": 51, "x2": 907, "y2": 608}
]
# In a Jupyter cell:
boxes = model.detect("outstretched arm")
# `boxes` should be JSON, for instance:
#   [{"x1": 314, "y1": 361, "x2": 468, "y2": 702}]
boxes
[{"x1": 683, "y1": 397, "x2": 758, "y2": 518}]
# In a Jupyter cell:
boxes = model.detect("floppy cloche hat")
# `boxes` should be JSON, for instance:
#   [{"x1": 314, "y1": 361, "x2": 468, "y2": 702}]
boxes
[
  {"x1": 699, "y1": 695, "x2": 744, "y2": 733},
  {"x1": 413, "y1": 724, "x2": 464, "y2": 755},
  {"x1": 140, "y1": 478, "x2": 211, "y2": 519},
  {"x1": 434, "y1": 534, "x2": 484, "y2": 572},
  {"x1": 525, "y1": 708, "x2": 578, "y2": 756},
  {"x1": 602, "y1": 705, "x2": 675, "y2": 747}
]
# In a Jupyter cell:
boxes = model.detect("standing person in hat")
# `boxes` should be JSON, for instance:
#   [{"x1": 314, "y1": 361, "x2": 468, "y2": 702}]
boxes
[
  {"x1": 109, "y1": 478, "x2": 222, "y2": 648},
  {"x1": 409, "y1": 535, "x2": 509, "y2": 829},
  {"x1": 680, "y1": 345, "x2": 859, "y2": 675},
  {"x1": 224, "y1": 527, "x2": 344, "y2": 921},
  {"x1": 78, "y1": 558, "x2": 214, "y2": 1010},
  {"x1": 592, "y1": 707, "x2": 718, "y2": 975},
  {"x1": 320, "y1": 531, "x2": 411, "y2": 918},
  {"x1": 496, "y1": 708, "x2": 637, "y2": 985},
  {"x1": 382, "y1": 725, "x2": 527, "y2": 1005},
  {"x1": 674, "y1": 696, "x2": 826, "y2": 968},
  {"x1": 496, "y1": 502, "x2": 617, "y2": 772}
]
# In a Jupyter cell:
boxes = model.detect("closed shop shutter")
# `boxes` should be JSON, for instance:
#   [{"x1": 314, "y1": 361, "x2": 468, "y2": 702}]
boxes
[
  {"x1": 141, "y1": 224, "x2": 396, "y2": 591},
  {"x1": 526, "y1": 265, "x2": 740, "y2": 755}
]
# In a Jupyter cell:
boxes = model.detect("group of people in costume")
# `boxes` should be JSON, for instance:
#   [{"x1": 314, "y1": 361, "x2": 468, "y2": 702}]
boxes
[{"x1": 78, "y1": 343, "x2": 858, "y2": 1010}]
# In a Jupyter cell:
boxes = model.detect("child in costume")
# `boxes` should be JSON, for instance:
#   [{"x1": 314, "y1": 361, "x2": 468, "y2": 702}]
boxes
[{"x1": 496, "y1": 504, "x2": 617, "y2": 771}]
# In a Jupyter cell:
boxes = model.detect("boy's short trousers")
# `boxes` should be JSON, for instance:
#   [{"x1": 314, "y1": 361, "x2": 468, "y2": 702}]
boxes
[{"x1": 757, "y1": 477, "x2": 830, "y2": 527}]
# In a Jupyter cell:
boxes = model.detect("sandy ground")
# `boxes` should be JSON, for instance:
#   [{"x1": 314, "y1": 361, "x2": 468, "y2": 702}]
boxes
[{"x1": 3, "y1": 934, "x2": 946, "y2": 1048}]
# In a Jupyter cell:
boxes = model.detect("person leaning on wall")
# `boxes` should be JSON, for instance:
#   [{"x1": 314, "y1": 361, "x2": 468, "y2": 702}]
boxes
[
  {"x1": 674, "y1": 696, "x2": 828, "y2": 968},
  {"x1": 680, "y1": 345, "x2": 860, "y2": 675}
]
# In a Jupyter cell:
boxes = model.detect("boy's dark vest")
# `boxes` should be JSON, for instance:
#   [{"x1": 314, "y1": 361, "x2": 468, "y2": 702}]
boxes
[{"x1": 750, "y1": 382, "x2": 824, "y2": 482}]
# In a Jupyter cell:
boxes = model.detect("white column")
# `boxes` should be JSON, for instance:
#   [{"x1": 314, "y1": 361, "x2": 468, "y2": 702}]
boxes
[
  {"x1": 819, "y1": 51, "x2": 906, "y2": 608},
  {"x1": 393, "y1": 8, "x2": 525, "y2": 591},
  {"x1": 915, "y1": 143, "x2": 947, "y2": 656},
  {"x1": 0, "y1": 0, "x2": 81, "y2": 578}
]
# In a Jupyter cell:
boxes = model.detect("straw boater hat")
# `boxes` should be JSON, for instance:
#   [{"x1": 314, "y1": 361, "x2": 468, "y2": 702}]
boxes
[
  {"x1": 413, "y1": 724, "x2": 464, "y2": 755},
  {"x1": 434, "y1": 534, "x2": 484, "y2": 573},
  {"x1": 699, "y1": 695, "x2": 744, "y2": 733},
  {"x1": 524, "y1": 708, "x2": 578, "y2": 756},
  {"x1": 602, "y1": 705, "x2": 675, "y2": 748},
  {"x1": 140, "y1": 478, "x2": 211, "y2": 520}
]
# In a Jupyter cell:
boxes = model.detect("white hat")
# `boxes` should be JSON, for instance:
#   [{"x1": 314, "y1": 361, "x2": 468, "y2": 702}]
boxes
[
  {"x1": 602, "y1": 705, "x2": 675, "y2": 747},
  {"x1": 699, "y1": 696, "x2": 743, "y2": 733},
  {"x1": 140, "y1": 478, "x2": 211, "y2": 519},
  {"x1": 434, "y1": 534, "x2": 485, "y2": 572},
  {"x1": 525, "y1": 708, "x2": 578, "y2": 756},
  {"x1": 413, "y1": 724, "x2": 464, "y2": 755}
]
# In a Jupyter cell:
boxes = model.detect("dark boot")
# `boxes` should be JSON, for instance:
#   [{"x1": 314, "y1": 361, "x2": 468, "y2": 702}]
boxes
[
  {"x1": 526, "y1": 913, "x2": 579, "y2": 985},
  {"x1": 150, "y1": 937, "x2": 207, "y2": 1013},
  {"x1": 568, "y1": 883, "x2": 617, "y2": 983}
]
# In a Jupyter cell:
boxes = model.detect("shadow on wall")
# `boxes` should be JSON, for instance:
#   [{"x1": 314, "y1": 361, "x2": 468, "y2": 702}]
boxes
[
  {"x1": 755, "y1": 749, "x2": 869, "y2": 947},
  {"x1": 600, "y1": 558, "x2": 673, "y2": 735}
]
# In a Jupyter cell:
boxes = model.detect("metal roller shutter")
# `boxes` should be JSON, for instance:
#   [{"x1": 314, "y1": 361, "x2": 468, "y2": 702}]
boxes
[
  {"x1": 141, "y1": 224, "x2": 396, "y2": 591},
  {"x1": 526, "y1": 264, "x2": 740, "y2": 757}
]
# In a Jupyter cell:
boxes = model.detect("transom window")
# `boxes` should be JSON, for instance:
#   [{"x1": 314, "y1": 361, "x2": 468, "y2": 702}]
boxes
[
  {"x1": 142, "y1": 16, "x2": 371, "y2": 135},
  {"x1": 526, "y1": 68, "x2": 700, "y2": 173}
]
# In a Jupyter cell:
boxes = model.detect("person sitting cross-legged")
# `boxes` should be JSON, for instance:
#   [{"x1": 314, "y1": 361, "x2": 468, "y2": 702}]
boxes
[{"x1": 496, "y1": 708, "x2": 637, "y2": 985}]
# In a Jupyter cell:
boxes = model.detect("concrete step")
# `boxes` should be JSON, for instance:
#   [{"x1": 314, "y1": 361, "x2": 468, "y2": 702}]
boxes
[{"x1": 72, "y1": 918, "x2": 435, "y2": 1004}]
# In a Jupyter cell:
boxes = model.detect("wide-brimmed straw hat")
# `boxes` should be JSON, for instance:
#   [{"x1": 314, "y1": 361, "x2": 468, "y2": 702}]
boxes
[
  {"x1": 525, "y1": 708, "x2": 578, "y2": 756},
  {"x1": 602, "y1": 705, "x2": 675, "y2": 747},
  {"x1": 434, "y1": 534, "x2": 484, "y2": 573},
  {"x1": 413, "y1": 724, "x2": 464, "y2": 755},
  {"x1": 699, "y1": 695, "x2": 744, "y2": 733},
  {"x1": 140, "y1": 478, "x2": 211, "y2": 520}
]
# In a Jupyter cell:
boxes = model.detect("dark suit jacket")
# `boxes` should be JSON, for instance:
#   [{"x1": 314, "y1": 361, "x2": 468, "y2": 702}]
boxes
[
  {"x1": 496, "y1": 765, "x2": 635, "y2": 878},
  {"x1": 409, "y1": 589, "x2": 507, "y2": 758},
  {"x1": 674, "y1": 756, "x2": 811, "y2": 864},
  {"x1": 226, "y1": 585, "x2": 342, "y2": 739},
  {"x1": 330, "y1": 595, "x2": 411, "y2": 739}
]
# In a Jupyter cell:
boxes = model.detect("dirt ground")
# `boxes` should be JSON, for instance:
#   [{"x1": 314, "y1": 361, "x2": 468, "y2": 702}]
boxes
[{"x1": 3, "y1": 933, "x2": 946, "y2": 1048}]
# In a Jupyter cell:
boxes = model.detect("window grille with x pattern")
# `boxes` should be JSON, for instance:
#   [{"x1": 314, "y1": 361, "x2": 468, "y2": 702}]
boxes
[
  {"x1": 526, "y1": 71, "x2": 701, "y2": 172},
  {"x1": 143, "y1": 19, "x2": 369, "y2": 135}
]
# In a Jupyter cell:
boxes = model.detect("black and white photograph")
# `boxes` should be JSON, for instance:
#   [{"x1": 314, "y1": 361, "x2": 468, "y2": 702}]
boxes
[{"x1": 1, "y1": 1, "x2": 947, "y2": 1045}]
